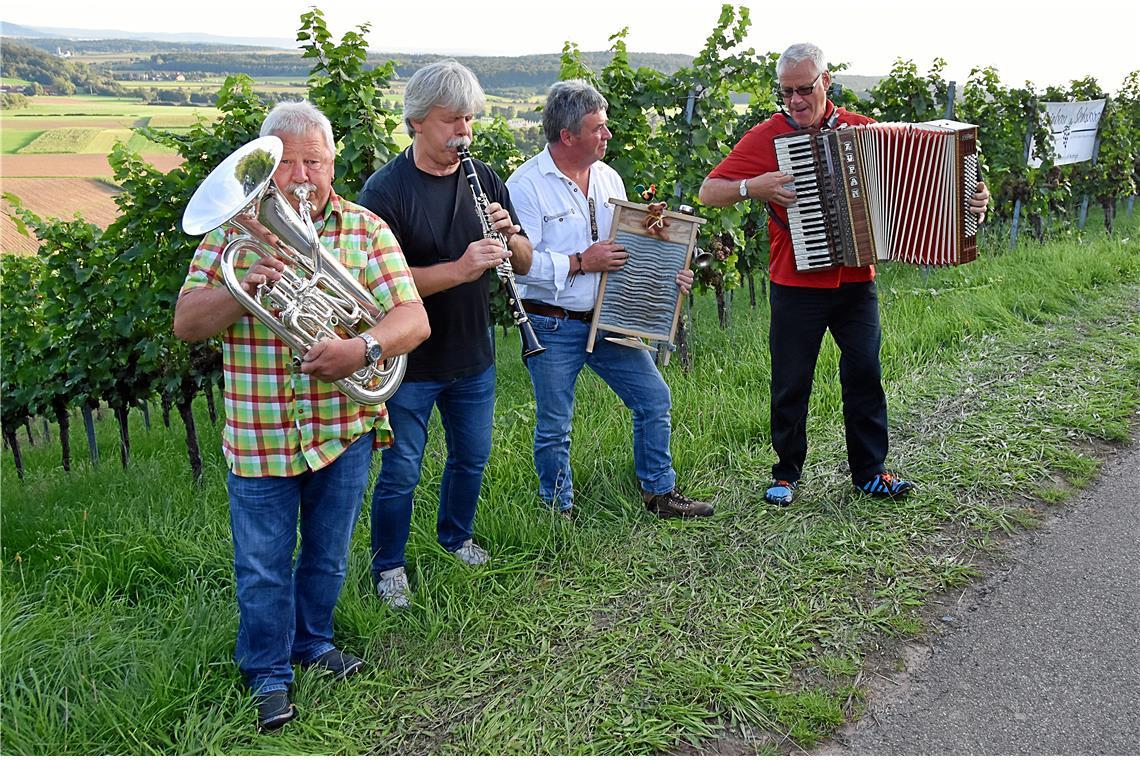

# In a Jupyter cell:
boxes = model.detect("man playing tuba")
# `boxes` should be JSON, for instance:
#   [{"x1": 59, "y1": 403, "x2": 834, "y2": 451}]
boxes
[{"x1": 174, "y1": 101, "x2": 429, "y2": 732}]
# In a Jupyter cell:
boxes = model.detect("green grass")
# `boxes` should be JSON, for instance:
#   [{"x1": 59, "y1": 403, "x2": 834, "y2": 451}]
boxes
[
  {"x1": 1, "y1": 129, "x2": 44, "y2": 153},
  {"x1": 12, "y1": 95, "x2": 218, "y2": 120},
  {"x1": 80, "y1": 129, "x2": 179, "y2": 155},
  {"x1": 2, "y1": 210, "x2": 1138, "y2": 753}
]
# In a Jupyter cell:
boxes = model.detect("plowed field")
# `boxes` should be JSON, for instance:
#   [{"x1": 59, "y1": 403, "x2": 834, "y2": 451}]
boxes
[
  {"x1": 1, "y1": 153, "x2": 183, "y2": 177},
  {"x1": 2, "y1": 179, "x2": 121, "y2": 254}
]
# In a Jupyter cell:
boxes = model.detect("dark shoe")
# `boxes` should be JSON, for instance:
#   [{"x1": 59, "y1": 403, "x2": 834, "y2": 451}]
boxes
[
  {"x1": 254, "y1": 690, "x2": 296, "y2": 732},
  {"x1": 643, "y1": 489, "x2": 714, "y2": 518},
  {"x1": 301, "y1": 648, "x2": 365, "y2": 680},
  {"x1": 856, "y1": 472, "x2": 914, "y2": 499},
  {"x1": 764, "y1": 479, "x2": 799, "y2": 506}
]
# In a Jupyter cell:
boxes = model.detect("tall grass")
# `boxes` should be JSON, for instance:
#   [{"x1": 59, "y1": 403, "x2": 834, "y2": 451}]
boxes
[
  {"x1": 16, "y1": 127, "x2": 103, "y2": 154},
  {"x1": 2, "y1": 212, "x2": 1138, "y2": 754}
]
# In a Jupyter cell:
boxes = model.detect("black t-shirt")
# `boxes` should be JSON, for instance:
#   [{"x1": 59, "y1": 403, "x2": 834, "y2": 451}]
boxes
[{"x1": 358, "y1": 148, "x2": 524, "y2": 382}]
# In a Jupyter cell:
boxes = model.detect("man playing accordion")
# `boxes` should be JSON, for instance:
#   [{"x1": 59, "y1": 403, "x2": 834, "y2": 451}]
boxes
[{"x1": 700, "y1": 42, "x2": 990, "y2": 507}]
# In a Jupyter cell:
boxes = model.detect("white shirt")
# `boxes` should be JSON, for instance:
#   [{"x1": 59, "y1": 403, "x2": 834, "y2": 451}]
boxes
[{"x1": 506, "y1": 146, "x2": 627, "y2": 311}]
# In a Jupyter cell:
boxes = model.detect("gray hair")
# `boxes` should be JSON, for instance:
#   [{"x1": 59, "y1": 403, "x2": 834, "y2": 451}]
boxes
[
  {"x1": 777, "y1": 43, "x2": 827, "y2": 79},
  {"x1": 543, "y1": 79, "x2": 608, "y2": 144},
  {"x1": 260, "y1": 100, "x2": 337, "y2": 158},
  {"x1": 403, "y1": 59, "x2": 486, "y2": 136}
]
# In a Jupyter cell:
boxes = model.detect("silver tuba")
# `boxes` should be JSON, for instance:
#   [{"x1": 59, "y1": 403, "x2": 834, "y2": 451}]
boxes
[{"x1": 182, "y1": 136, "x2": 406, "y2": 405}]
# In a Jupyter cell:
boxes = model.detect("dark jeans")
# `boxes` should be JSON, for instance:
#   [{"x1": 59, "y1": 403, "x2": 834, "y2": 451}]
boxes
[
  {"x1": 769, "y1": 281, "x2": 889, "y2": 485},
  {"x1": 369, "y1": 363, "x2": 495, "y2": 579},
  {"x1": 228, "y1": 430, "x2": 375, "y2": 695}
]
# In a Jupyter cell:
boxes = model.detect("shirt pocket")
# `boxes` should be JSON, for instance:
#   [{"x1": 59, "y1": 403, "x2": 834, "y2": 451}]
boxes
[{"x1": 339, "y1": 249, "x2": 369, "y2": 276}]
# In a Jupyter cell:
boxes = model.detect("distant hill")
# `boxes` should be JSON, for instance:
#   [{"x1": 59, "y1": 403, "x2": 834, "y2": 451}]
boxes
[
  {"x1": 833, "y1": 74, "x2": 883, "y2": 98},
  {"x1": 1, "y1": 22, "x2": 883, "y2": 97},
  {"x1": 0, "y1": 21, "x2": 294, "y2": 49}
]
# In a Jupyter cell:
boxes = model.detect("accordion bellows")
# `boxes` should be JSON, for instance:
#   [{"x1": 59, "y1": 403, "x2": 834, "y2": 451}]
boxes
[{"x1": 775, "y1": 120, "x2": 980, "y2": 271}]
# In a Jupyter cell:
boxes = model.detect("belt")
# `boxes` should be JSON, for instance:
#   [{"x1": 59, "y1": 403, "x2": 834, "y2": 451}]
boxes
[{"x1": 523, "y1": 300, "x2": 593, "y2": 322}]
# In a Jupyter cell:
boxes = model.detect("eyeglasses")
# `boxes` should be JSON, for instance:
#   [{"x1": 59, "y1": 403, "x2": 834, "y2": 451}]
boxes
[{"x1": 777, "y1": 72, "x2": 823, "y2": 99}]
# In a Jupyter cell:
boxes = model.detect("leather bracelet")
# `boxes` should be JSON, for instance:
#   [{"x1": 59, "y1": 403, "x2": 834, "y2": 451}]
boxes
[{"x1": 574, "y1": 251, "x2": 583, "y2": 274}]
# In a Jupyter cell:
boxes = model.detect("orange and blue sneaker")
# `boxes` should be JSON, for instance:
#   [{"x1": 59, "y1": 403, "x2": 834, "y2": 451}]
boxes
[
  {"x1": 856, "y1": 472, "x2": 914, "y2": 499},
  {"x1": 764, "y1": 479, "x2": 799, "y2": 506}
]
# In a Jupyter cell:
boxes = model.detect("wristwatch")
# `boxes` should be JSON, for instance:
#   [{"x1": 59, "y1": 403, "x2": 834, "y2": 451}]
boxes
[
  {"x1": 360, "y1": 333, "x2": 383, "y2": 366},
  {"x1": 738, "y1": 178, "x2": 749, "y2": 198}
]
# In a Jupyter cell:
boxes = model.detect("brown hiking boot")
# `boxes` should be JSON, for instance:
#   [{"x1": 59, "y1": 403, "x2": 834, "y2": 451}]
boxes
[{"x1": 642, "y1": 489, "x2": 714, "y2": 519}]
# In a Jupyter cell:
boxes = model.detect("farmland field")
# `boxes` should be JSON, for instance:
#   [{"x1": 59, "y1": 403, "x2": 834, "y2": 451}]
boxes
[
  {"x1": 1, "y1": 95, "x2": 203, "y2": 254},
  {"x1": 1, "y1": 178, "x2": 121, "y2": 254}
]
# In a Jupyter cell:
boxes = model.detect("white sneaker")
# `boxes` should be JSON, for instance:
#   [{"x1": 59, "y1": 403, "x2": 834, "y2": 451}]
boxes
[
  {"x1": 452, "y1": 539, "x2": 488, "y2": 566},
  {"x1": 375, "y1": 566, "x2": 410, "y2": 609}
]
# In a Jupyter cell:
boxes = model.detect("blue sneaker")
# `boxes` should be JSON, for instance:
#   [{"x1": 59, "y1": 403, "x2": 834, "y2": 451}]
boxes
[
  {"x1": 764, "y1": 479, "x2": 798, "y2": 506},
  {"x1": 856, "y1": 472, "x2": 914, "y2": 499}
]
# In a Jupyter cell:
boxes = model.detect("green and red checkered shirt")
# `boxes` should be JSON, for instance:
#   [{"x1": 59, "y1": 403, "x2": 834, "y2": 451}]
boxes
[{"x1": 180, "y1": 192, "x2": 420, "y2": 478}]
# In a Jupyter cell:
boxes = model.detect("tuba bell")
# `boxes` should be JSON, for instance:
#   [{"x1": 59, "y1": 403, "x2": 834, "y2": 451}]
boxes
[{"x1": 182, "y1": 136, "x2": 406, "y2": 405}]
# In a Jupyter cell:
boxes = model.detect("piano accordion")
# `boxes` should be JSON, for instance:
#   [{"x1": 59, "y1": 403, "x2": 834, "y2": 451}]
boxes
[{"x1": 774, "y1": 119, "x2": 980, "y2": 271}]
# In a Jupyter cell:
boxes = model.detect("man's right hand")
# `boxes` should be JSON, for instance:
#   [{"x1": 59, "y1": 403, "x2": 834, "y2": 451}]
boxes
[
  {"x1": 240, "y1": 255, "x2": 286, "y2": 296},
  {"x1": 746, "y1": 172, "x2": 797, "y2": 207},
  {"x1": 579, "y1": 240, "x2": 628, "y2": 273},
  {"x1": 457, "y1": 238, "x2": 510, "y2": 282}
]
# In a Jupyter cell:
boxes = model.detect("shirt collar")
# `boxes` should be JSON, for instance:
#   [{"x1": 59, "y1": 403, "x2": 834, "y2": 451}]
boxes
[{"x1": 313, "y1": 191, "x2": 345, "y2": 232}]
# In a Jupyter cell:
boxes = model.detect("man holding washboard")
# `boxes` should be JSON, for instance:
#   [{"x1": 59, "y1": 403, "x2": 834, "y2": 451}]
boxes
[{"x1": 506, "y1": 80, "x2": 713, "y2": 520}]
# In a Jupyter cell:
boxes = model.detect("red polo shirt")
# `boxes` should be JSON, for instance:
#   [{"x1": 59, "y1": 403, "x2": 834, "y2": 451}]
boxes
[{"x1": 708, "y1": 103, "x2": 876, "y2": 288}]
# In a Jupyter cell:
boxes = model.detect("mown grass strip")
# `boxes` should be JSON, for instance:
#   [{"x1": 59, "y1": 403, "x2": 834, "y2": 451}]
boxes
[
  {"x1": 1, "y1": 212, "x2": 1137, "y2": 754},
  {"x1": 15, "y1": 127, "x2": 103, "y2": 154}
]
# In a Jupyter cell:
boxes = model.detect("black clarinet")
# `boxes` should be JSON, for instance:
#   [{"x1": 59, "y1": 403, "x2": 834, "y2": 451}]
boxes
[{"x1": 456, "y1": 146, "x2": 545, "y2": 361}]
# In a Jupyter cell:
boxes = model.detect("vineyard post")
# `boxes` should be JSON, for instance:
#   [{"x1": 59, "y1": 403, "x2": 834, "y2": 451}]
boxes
[
  {"x1": 1009, "y1": 111, "x2": 1037, "y2": 248},
  {"x1": 668, "y1": 87, "x2": 698, "y2": 371},
  {"x1": 1077, "y1": 125, "x2": 1104, "y2": 230},
  {"x1": 82, "y1": 404, "x2": 99, "y2": 466}
]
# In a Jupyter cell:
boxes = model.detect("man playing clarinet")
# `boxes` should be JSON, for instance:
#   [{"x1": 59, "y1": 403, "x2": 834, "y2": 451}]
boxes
[{"x1": 357, "y1": 60, "x2": 532, "y2": 609}]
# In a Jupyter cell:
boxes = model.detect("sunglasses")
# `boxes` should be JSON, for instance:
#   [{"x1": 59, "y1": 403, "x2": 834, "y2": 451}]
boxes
[{"x1": 777, "y1": 72, "x2": 823, "y2": 99}]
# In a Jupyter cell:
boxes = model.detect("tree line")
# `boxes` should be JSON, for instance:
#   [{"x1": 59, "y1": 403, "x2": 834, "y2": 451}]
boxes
[
  {"x1": 0, "y1": 41, "x2": 127, "y2": 96},
  {"x1": 2, "y1": 4, "x2": 1137, "y2": 483}
]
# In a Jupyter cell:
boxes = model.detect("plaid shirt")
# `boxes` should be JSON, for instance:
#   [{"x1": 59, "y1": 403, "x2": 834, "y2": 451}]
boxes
[{"x1": 180, "y1": 192, "x2": 420, "y2": 477}]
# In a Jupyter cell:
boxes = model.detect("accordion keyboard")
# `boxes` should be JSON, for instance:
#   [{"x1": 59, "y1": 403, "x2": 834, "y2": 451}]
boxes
[{"x1": 775, "y1": 133, "x2": 837, "y2": 271}]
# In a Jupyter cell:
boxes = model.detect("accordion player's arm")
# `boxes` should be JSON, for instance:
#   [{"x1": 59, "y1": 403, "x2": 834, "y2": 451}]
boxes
[{"x1": 698, "y1": 172, "x2": 794, "y2": 207}]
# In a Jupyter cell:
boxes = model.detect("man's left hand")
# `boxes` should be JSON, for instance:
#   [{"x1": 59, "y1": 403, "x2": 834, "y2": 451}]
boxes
[
  {"x1": 486, "y1": 201, "x2": 521, "y2": 242},
  {"x1": 675, "y1": 268, "x2": 694, "y2": 294},
  {"x1": 969, "y1": 180, "x2": 990, "y2": 224},
  {"x1": 301, "y1": 338, "x2": 365, "y2": 383}
]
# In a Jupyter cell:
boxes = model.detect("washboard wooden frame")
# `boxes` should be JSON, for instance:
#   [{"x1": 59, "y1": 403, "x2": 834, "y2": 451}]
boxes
[{"x1": 586, "y1": 199, "x2": 706, "y2": 360}]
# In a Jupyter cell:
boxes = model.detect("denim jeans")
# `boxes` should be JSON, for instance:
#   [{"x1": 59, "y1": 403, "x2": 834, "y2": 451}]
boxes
[
  {"x1": 370, "y1": 362, "x2": 495, "y2": 579},
  {"x1": 228, "y1": 430, "x2": 374, "y2": 696},
  {"x1": 525, "y1": 313, "x2": 676, "y2": 511},
  {"x1": 769, "y1": 281, "x2": 889, "y2": 484}
]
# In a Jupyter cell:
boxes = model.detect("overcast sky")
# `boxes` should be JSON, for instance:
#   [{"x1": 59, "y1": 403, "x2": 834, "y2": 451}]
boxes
[{"x1": 7, "y1": 0, "x2": 1138, "y2": 90}]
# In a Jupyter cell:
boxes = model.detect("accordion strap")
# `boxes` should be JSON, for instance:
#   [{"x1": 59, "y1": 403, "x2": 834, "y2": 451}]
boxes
[{"x1": 768, "y1": 202, "x2": 790, "y2": 231}]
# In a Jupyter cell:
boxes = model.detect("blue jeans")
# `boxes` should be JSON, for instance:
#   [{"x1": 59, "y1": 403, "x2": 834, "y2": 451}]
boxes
[
  {"x1": 370, "y1": 363, "x2": 495, "y2": 579},
  {"x1": 769, "y1": 281, "x2": 889, "y2": 484},
  {"x1": 525, "y1": 313, "x2": 676, "y2": 511},
  {"x1": 228, "y1": 430, "x2": 374, "y2": 696}
]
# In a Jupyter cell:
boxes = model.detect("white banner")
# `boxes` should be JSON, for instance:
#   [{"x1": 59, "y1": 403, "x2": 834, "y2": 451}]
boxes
[{"x1": 1028, "y1": 99, "x2": 1106, "y2": 167}]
